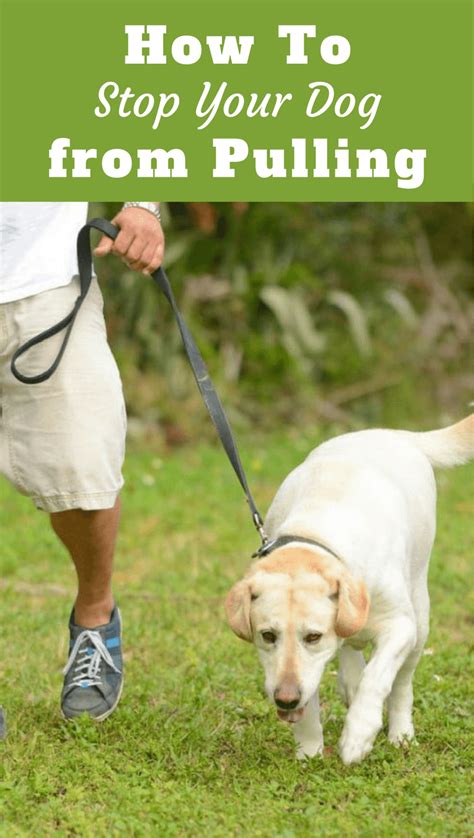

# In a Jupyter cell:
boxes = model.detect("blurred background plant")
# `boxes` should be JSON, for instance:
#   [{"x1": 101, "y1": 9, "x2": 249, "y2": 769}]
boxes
[{"x1": 91, "y1": 202, "x2": 473, "y2": 447}]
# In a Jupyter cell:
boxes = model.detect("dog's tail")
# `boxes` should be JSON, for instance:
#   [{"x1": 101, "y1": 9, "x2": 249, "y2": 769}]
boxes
[{"x1": 409, "y1": 414, "x2": 474, "y2": 468}]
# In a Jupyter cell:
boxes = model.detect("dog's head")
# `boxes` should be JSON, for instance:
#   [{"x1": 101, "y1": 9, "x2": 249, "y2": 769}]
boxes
[{"x1": 225, "y1": 547, "x2": 369, "y2": 723}]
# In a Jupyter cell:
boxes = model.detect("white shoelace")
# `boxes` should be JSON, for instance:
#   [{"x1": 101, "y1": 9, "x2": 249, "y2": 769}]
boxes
[{"x1": 63, "y1": 629, "x2": 121, "y2": 688}]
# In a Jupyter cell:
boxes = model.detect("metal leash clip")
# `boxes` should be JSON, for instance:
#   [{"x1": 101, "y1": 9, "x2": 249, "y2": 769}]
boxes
[{"x1": 252, "y1": 511, "x2": 269, "y2": 552}]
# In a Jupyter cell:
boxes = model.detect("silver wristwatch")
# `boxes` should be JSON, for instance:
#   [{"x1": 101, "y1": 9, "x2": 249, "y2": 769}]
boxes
[{"x1": 122, "y1": 201, "x2": 161, "y2": 222}]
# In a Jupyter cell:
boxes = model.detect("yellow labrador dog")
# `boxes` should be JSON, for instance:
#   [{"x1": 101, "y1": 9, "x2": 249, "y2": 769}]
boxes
[{"x1": 225, "y1": 416, "x2": 473, "y2": 764}]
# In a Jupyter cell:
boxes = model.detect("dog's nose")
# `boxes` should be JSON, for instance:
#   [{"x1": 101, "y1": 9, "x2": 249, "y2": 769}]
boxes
[{"x1": 274, "y1": 688, "x2": 301, "y2": 710}]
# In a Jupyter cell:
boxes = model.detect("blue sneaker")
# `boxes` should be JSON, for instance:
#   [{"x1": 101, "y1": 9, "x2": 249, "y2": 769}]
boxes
[{"x1": 61, "y1": 606, "x2": 123, "y2": 721}]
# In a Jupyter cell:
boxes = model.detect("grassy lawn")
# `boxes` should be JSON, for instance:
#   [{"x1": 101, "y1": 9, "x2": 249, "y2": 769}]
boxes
[{"x1": 0, "y1": 429, "x2": 472, "y2": 837}]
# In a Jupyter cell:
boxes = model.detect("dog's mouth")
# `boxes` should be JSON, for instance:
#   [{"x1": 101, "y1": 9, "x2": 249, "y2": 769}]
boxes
[{"x1": 276, "y1": 705, "x2": 306, "y2": 724}]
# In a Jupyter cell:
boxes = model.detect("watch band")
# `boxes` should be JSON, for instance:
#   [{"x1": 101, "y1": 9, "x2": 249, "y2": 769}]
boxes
[{"x1": 122, "y1": 201, "x2": 161, "y2": 222}]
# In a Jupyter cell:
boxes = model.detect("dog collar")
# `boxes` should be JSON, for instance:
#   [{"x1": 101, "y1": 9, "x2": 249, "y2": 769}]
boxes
[{"x1": 252, "y1": 535, "x2": 342, "y2": 561}]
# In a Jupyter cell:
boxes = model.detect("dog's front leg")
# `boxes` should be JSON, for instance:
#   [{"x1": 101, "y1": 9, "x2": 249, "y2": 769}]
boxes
[
  {"x1": 294, "y1": 692, "x2": 324, "y2": 760},
  {"x1": 338, "y1": 645, "x2": 366, "y2": 707},
  {"x1": 339, "y1": 616, "x2": 416, "y2": 765}
]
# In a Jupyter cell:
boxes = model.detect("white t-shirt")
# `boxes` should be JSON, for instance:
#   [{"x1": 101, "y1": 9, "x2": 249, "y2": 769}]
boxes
[{"x1": 0, "y1": 202, "x2": 89, "y2": 303}]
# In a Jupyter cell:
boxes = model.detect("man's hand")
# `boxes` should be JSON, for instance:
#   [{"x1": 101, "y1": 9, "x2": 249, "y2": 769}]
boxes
[{"x1": 94, "y1": 206, "x2": 165, "y2": 275}]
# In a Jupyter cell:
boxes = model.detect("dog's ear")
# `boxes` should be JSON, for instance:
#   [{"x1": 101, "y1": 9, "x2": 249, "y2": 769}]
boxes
[
  {"x1": 225, "y1": 579, "x2": 253, "y2": 642},
  {"x1": 335, "y1": 570, "x2": 370, "y2": 638}
]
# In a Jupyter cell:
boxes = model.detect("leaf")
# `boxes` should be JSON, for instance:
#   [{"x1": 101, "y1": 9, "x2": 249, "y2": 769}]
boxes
[
  {"x1": 162, "y1": 233, "x2": 195, "y2": 268},
  {"x1": 260, "y1": 285, "x2": 325, "y2": 369},
  {"x1": 327, "y1": 290, "x2": 372, "y2": 357},
  {"x1": 384, "y1": 289, "x2": 419, "y2": 328}
]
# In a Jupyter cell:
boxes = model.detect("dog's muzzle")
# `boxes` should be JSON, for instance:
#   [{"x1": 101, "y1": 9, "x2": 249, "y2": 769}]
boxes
[{"x1": 276, "y1": 706, "x2": 306, "y2": 724}]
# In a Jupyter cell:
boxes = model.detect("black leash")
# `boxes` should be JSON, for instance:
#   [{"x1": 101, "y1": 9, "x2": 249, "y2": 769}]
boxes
[
  {"x1": 252, "y1": 534, "x2": 342, "y2": 560},
  {"x1": 10, "y1": 218, "x2": 268, "y2": 547}
]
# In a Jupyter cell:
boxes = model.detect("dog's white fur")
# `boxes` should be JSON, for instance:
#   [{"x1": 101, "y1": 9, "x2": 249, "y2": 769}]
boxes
[{"x1": 225, "y1": 416, "x2": 473, "y2": 764}]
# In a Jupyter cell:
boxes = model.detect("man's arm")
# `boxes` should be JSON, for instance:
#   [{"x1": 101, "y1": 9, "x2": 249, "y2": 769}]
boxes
[{"x1": 94, "y1": 202, "x2": 165, "y2": 275}]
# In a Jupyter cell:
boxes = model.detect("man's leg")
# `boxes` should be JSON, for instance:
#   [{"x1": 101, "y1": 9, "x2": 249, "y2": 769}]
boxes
[
  {"x1": 50, "y1": 497, "x2": 121, "y2": 628},
  {"x1": 2, "y1": 278, "x2": 127, "y2": 719}
]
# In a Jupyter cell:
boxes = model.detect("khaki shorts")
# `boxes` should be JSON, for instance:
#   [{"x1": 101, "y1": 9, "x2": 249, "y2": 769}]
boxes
[{"x1": 0, "y1": 277, "x2": 126, "y2": 512}]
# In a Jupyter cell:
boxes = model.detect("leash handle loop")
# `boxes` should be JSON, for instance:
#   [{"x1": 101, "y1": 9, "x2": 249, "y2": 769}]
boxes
[{"x1": 10, "y1": 217, "x2": 267, "y2": 543}]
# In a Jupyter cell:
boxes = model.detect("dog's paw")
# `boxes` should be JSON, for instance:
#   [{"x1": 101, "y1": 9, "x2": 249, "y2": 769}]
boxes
[
  {"x1": 388, "y1": 721, "x2": 415, "y2": 747},
  {"x1": 339, "y1": 729, "x2": 374, "y2": 765},
  {"x1": 296, "y1": 739, "x2": 324, "y2": 761}
]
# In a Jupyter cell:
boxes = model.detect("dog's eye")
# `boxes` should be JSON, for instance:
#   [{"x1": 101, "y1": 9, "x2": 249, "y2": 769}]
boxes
[
  {"x1": 261, "y1": 631, "x2": 277, "y2": 644},
  {"x1": 304, "y1": 632, "x2": 322, "y2": 644}
]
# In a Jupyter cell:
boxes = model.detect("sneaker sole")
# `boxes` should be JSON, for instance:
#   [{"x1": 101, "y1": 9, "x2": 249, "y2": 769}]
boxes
[{"x1": 61, "y1": 675, "x2": 124, "y2": 723}]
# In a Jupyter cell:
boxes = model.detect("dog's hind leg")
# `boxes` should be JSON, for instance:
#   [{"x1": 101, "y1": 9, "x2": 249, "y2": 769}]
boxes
[
  {"x1": 338, "y1": 645, "x2": 365, "y2": 708},
  {"x1": 294, "y1": 692, "x2": 324, "y2": 760}
]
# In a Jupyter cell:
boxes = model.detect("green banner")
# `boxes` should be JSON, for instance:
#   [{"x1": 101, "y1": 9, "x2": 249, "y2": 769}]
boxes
[{"x1": 0, "y1": 0, "x2": 472, "y2": 200}]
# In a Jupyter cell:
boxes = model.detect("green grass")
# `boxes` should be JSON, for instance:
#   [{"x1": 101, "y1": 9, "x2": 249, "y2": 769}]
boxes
[{"x1": 0, "y1": 430, "x2": 473, "y2": 837}]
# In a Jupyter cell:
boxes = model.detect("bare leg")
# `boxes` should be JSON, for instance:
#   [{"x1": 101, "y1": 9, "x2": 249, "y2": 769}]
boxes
[{"x1": 50, "y1": 497, "x2": 121, "y2": 627}]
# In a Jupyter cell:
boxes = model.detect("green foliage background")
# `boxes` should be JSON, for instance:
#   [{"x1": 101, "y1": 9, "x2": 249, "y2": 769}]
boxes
[{"x1": 91, "y1": 202, "x2": 473, "y2": 444}]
